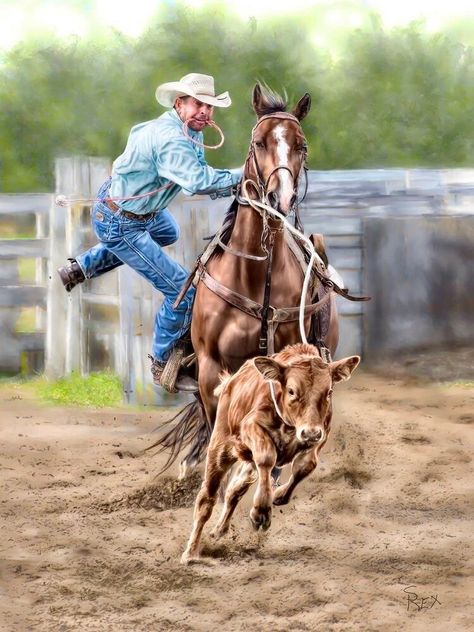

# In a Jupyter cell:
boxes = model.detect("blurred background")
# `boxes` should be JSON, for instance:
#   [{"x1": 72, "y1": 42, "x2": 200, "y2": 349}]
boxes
[
  {"x1": 0, "y1": 0, "x2": 473, "y2": 404},
  {"x1": 1, "y1": 0, "x2": 474, "y2": 189}
]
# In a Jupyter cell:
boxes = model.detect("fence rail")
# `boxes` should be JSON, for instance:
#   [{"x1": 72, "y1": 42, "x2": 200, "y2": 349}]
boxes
[{"x1": 1, "y1": 158, "x2": 473, "y2": 402}]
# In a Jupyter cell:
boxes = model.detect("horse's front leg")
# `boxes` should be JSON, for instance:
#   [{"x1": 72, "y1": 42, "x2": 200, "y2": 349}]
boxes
[
  {"x1": 273, "y1": 445, "x2": 322, "y2": 506},
  {"x1": 197, "y1": 354, "x2": 222, "y2": 423},
  {"x1": 242, "y1": 418, "x2": 277, "y2": 531}
]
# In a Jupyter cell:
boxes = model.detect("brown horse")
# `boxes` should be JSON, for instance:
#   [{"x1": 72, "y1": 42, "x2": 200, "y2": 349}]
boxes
[{"x1": 152, "y1": 84, "x2": 339, "y2": 474}]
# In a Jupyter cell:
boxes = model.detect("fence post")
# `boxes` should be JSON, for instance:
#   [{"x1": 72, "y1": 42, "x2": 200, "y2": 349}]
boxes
[
  {"x1": 118, "y1": 266, "x2": 136, "y2": 404},
  {"x1": 46, "y1": 156, "x2": 110, "y2": 378}
]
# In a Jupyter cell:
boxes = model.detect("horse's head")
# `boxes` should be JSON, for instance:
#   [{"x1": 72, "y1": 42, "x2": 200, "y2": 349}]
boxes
[{"x1": 246, "y1": 83, "x2": 311, "y2": 214}]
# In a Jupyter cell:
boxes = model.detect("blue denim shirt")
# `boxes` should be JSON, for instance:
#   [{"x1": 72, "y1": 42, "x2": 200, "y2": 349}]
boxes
[{"x1": 109, "y1": 109, "x2": 242, "y2": 215}]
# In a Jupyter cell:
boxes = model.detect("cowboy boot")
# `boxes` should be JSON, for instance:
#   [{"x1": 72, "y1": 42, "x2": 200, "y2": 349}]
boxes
[
  {"x1": 57, "y1": 258, "x2": 86, "y2": 292},
  {"x1": 149, "y1": 355, "x2": 198, "y2": 393}
]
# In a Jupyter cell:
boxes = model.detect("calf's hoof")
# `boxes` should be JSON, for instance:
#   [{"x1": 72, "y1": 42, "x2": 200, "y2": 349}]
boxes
[
  {"x1": 250, "y1": 506, "x2": 272, "y2": 531},
  {"x1": 272, "y1": 487, "x2": 290, "y2": 506},
  {"x1": 180, "y1": 552, "x2": 216, "y2": 566},
  {"x1": 180, "y1": 551, "x2": 194, "y2": 565},
  {"x1": 210, "y1": 525, "x2": 227, "y2": 540}
]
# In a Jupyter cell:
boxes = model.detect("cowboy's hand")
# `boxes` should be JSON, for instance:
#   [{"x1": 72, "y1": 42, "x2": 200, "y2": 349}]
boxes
[{"x1": 198, "y1": 185, "x2": 235, "y2": 199}]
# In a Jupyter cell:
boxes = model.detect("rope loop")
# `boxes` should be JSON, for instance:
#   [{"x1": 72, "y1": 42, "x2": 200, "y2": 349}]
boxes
[{"x1": 182, "y1": 119, "x2": 225, "y2": 149}]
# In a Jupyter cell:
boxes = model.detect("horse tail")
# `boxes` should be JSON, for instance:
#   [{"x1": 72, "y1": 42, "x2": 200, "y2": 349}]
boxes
[{"x1": 145, "y1": 395, "x2": 211, "y2": 477}]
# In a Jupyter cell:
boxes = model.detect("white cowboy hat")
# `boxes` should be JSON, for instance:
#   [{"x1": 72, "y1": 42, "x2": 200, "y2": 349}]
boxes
[{"x1": 155, "y1": 73, "x2": 231, "y2": 108}]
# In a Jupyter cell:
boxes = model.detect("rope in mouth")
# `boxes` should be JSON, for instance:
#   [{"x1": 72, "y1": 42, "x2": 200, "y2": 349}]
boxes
[{"x1": 182, "y1": 119, "x2": 225, "y2": 149}]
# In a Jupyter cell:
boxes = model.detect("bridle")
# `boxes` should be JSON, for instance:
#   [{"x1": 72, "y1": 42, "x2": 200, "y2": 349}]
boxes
[
  {"x1": 241, "y1": 112, "x2": 309, "y2": 215},
  {"x1": 222, "y1": 111, "x2": 308, "y2": 262}
]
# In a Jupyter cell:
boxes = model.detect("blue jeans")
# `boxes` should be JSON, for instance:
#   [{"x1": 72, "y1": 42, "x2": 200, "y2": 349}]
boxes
[{"x1": 76, "y1": 179, "x2": 195, "y2": 362}]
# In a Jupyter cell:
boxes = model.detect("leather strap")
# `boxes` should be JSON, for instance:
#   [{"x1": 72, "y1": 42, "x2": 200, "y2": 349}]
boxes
[
  {"x1": 105, "y1": 199, "x2": 155, "y2": 221},
  {"x1": 259, "y1": 231, "x2": 275, "y2": 354},
  {"x1": 197, "y1": 261, "x2": 332, "y2": 323}
]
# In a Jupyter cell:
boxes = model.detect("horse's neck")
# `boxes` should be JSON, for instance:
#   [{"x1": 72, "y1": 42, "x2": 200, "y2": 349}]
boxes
[{"x1": 229, "y1": 205, "x2": 285, "y2": 262}]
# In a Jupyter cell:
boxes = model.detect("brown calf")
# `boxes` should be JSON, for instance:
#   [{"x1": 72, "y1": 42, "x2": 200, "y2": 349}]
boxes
[{"x1": 181, "y1": 343, "x2": 359, "y2": 564}]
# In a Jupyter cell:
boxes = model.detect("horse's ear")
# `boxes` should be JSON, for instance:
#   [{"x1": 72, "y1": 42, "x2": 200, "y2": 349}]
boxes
[
  {"x1": 252, "y1": 83, "x2": 263, "y2": 118},
  {"x1": 292, "y1": 93, "x2": 311, "y2": 121}
]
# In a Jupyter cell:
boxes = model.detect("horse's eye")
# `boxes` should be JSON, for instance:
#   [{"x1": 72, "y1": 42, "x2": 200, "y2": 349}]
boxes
[
  {"x1": 298, "y1": 144, "x2": 308, "y2": 152},
  {"x1": 255, "y1": 141, "x2": 265, "y2": 149},
  {"x1": 288, "y1": 387, "x2": 296, "y2": 397}
]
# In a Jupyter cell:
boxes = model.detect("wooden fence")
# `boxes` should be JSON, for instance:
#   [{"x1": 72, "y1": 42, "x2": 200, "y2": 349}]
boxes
[
  {"x1": 0, "y1": 193, "x2": 50, "y2": 373},
  {"x1": 1, "y1": 157, "x2": 473, "y2": 404}
]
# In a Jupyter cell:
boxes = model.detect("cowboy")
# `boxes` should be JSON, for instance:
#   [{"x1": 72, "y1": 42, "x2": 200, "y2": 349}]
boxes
[{"x1": 57, "y1": 73, "x2": 242, "y2": 392}]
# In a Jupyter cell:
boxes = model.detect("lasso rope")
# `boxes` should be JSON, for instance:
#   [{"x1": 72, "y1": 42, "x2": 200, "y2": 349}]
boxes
[
  {"x1": 55, "y1": 182, "x2": 173, "y2": 208},
  {"x1": 182, "y1": 119, "x2": 225, "y2": 149},
  {"x1": 241, "y1": 178, "x2": 327, "y2": 347},
  {"x1": 56, "y1": 119, "x2": 224, "y2": 207}
]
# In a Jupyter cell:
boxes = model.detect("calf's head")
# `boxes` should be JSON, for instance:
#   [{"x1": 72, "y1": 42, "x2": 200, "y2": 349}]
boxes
[{"x1": 254, "y1": 354, "x2": 360, "y2": 444}]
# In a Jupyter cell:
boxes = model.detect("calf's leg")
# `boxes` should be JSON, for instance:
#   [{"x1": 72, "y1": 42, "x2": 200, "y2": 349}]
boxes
[
  {"x1": 241, "y1": 420, "x2": 277, "y2": 531},
  {"x1": 181, "y1": 444, "x2": 234, "y2": 564},
  {"x1": 211, "y1": 462, "x2": 257, "y2": 538},
  {"x1": 273, "y1": 446, "x2": 320, "y2": 506}
]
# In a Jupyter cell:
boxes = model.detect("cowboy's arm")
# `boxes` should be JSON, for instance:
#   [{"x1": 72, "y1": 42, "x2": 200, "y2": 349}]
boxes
[{"x1": 155, "y1": 136, "x2": 241, "y2": 196}]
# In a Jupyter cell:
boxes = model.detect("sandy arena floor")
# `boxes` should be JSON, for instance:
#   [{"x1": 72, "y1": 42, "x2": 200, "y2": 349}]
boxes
[{"x1": 1, "y1": 357, "x2": 473, "y2": 631}]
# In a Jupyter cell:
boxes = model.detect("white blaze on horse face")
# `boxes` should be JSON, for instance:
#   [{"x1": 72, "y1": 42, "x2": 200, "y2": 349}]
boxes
[{"x1": 273, "y1": 124, "x2": 293, "y2": 212}]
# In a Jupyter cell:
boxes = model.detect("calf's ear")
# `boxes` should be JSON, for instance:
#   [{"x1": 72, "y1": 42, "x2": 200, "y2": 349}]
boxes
[
  {"x1": 330, "y1": 356, "x2": 360, "y2": 383},
  {"x1": 254, "y1": 357, "x2": 284, "y2": 382}
]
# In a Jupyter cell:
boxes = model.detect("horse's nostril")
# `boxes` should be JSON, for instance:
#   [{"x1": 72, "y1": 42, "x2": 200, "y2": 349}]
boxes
[{"x1": 268, "y1": 192, "x2": 279, "y2": 208}]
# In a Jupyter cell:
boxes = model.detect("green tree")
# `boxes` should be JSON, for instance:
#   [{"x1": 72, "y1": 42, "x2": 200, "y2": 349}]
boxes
[{"x1": 0, "y1": 4, "x2": 473, "y2": 191}]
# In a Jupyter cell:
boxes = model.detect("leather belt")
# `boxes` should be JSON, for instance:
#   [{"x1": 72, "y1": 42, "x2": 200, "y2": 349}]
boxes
[{"x1": 105, "y1": 199, "x2": 155, "y2": 221}]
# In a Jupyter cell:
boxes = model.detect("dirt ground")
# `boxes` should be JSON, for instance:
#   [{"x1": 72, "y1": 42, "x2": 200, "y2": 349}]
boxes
[{"x1": 1, "y1": 352, "x2": 473, "y2": 632}]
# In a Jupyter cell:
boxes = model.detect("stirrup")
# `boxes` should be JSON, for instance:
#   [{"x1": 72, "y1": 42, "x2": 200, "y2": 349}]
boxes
[
  {"x1": 159, "y1": 345, "x2": 198, "y2": 393},
  {"x1": 159, "y1": 344, "x2": 186, "y2": 393}
]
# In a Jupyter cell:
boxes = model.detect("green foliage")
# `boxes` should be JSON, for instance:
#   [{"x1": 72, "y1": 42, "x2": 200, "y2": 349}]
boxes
[
  {"x1": 0, "y1": 3, "x2": 473, "y2": 191},
  {"x1": 37, "y1": 371, "x2": 123, "y2": 407}
]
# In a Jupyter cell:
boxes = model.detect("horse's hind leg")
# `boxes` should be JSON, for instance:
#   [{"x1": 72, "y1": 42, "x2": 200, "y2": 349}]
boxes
[
  {"x1": 181, "y1": 444, "x2": 235, "y2": 565},
  {"x1": 211, "y1": 462, "x2": 257, "y2": 539}
]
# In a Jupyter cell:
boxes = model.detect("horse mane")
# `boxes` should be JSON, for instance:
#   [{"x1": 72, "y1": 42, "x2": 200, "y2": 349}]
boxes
[
  {"x1": 214, "y1": 197, "x2": 239, "y2": 254},
  {"x1": 253, "y1": 83, "x2": 288, "y2": 117}
]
